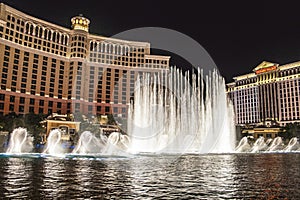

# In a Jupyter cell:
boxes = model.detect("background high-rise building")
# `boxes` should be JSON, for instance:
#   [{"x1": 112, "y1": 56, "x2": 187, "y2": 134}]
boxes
[
  {"x1": 0, "y1": 3, "x2": 170, "y2": 118},
  {"x1": 227, "y1": 61, "x2": 300, "y2": 127}
]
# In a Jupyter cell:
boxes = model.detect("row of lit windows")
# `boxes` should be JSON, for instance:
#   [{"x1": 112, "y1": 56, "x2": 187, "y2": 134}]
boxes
[
  {"x1": 5, "y1": 14, "x2": 69, "y2": 56},
  {"x1": 0, "y1": 46, "x2": 66, "y2": 98},
  {"x1": 233, "y1": 67, "x2": 300, "y2": 87},
  {"x1": 0, "y1": 94, "x2": 64, "y2": 113},
  {"x1": 0, "y1": 104, "x2": 63, "y2": 114},
  {"x1": 89, "y1": 41, "x2": 145, "y2": 57},
  {"x1": 72, "y1": 103, "x2": 127, "y2": 116},
  {"x1": 237, "y1": 116, "x2": 260, "y2": 120},
  {"x1": 3, "y1": 24, "x2": 67, "y2": 56},
  {"x1": 281, "y1": 113, "x2": 300, "y2": 120},
  {"x1": 278, "y1": 67, "x2": 300, "y2": 77},
  {"x1": 89, "y1": 54, "x2": 152, "y2": 67}
]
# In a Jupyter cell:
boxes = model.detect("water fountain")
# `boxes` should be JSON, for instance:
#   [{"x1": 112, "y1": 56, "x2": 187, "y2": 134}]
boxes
[
  {"x1": 2, "y1": 68, "x2": 298, "y2": 156},
  {"x1": 73, "y1": 131, "x2": 104, "y2": 154},
  {"x1": 284, "y1": 137, "x2": 299, "y2": 152},
  {"x1": 43, "y1": 129, "x2": 64, "y2": 155},
  {"x1": 102, "y1": 132, "x2": 131, "y2": 155},
  {"x1": 235, "y1": 137, "x2": 251, "y2": 153},
  {"x1": 250, "y1": 136, "x2": 268, "y2": 153},
  {"x1": 127, "y1": 68, "x2": 236, "y2": 154},
  {"x1": 6, "y1": 127, "x2": 33, "y2": 154},
  {"x1": 267, "y1": 137, "x2": 284, "y2": 152},
  {"x1": 234, "y1": 136, "x2": 300, "y2": 153}
]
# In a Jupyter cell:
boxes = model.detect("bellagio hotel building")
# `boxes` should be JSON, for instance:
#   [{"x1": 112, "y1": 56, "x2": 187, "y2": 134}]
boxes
[
  {"x1": 227, "y1": 61, "x2": 300, "y2": 127},
  {"x1": 0, "y1": 3, "x2": 170, "y2": 118}
]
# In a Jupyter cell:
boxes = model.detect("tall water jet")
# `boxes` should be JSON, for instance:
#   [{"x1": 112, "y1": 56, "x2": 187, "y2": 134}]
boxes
[
  {"x1": 6, "y1": 127, "x2": 33, "y2": 153},
  {"x1": 73, "y1": 131, "x2": 104, "y2": 154},
  {"x1": 43, "y1": 129, "x2": 64, "y2": 154},
  {"x1": 128, "y1": 68, "x2": 236, "y2": 154}
]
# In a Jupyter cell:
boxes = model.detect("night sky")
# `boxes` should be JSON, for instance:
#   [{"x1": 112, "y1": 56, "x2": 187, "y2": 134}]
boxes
[{"x1": 2, "y1": 0, "x2": 300, "y2": 82}]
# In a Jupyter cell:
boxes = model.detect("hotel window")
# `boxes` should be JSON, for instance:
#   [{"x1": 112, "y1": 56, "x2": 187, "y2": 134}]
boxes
[
  {"x1": 10, "y1": 96, "x2": 15, "y2": 103},
  {"x1": 30, "y1": 98, "x2": 35, "y2": 105},
  {"x1": 19, "y1": 106, "x2": 24, "y2": 113},
  {"x1": 9, "y1": 104, "x2": 14, "y2": 112},
  {"x1": 39, "y1": 100, "x2": 44, "y2": 106}
]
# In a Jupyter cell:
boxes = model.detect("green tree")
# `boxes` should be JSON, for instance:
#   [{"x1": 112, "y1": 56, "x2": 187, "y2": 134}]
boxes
[
  {"x1": 0, "y1": 113, "x2": 46, "y2": 146},
  {"x1": 280, "y1": 123, "x2": 300, "y2": 139}
]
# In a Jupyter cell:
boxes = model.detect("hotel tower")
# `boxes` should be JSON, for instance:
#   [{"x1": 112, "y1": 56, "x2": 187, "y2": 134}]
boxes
[
  {"x1": 227, "y1": 61, "x2": 300, "y2": 127},
  {"x1": 0, "y1": 3, "x2": 170, "y2": 118}
]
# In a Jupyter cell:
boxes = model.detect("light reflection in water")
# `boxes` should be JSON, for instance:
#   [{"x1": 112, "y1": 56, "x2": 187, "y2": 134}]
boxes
[
  {"x1": 3, "y1": 158, "x2": 33, "y2": 198},
  {"x1": 127, "y1": 155, "x2": 239, "y2": 199},
  {"x1": 0, "y1": 154, "x2": 298, "y2": 199},
  {"x1": 41, "y1": 158, "x2": 69, "y2": 198}
]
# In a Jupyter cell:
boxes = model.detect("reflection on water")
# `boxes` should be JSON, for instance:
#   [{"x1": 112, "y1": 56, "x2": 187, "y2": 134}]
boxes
[
  {"x1": 0, "y1": 154, "x2": 299, "y2": 199},
  {"x1": 2, "y1": 158, "x2": 33, "y2": 198}
]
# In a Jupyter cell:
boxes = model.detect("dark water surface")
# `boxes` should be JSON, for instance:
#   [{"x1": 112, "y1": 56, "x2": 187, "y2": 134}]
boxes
[{"x1": 0, "y1": 153, "x2": 299, "y2": 199}]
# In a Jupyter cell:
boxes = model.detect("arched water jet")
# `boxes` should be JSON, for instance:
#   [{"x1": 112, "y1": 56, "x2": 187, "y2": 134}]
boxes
[
  {"x1": 43, "y1": 129, "x2": 63, "y2": 154},
  {"x1": 107, "y1": 132, "x2": 120, "y2": 145},
  {"x1": 267, "y1": 137, "x2": 284, "y2": 152},
  {"x1": 250, "y1": 137, "x2": 268, "y2": 153},
  {"x1": 6, "y1": 127, "x2": 33, "y2": 153},
  {"x1": 266, "y1": 138, "x2": 273, "y2": 146},
  {"x1": 102, "y1": 132, "x2": 131, "y2": 155},
  {"x1": 73, "y1": 131, "x2": 104, "y2": 154},
  {"x1": 119, "y1": 134, "x2": 131, "y2": 150},
  {"x1": 284, "y1": 137, "x2": 299, "y2": 152},
  {"x1": 235, "y1": 137, "x2": 251, "y2": 153}
]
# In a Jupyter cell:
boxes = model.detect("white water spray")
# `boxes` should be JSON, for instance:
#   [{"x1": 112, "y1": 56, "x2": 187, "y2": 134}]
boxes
[{"x1": 127, "y1": 68, "x2": 236, "y2": 154}]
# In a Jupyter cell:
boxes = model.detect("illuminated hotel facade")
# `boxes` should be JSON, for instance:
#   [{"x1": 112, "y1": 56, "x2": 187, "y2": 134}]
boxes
[
  {"x1": 0, "y1": 3, "x2": 170, "y2": 117},
  {"x1": 227, "y1": 61, "x2": 300, "y2": 127}
]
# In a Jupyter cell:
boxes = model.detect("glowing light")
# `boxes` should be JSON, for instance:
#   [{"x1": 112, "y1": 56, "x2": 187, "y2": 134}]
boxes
[{"x1": 255, "y1": 66, "x2": 277, "y2": 74}]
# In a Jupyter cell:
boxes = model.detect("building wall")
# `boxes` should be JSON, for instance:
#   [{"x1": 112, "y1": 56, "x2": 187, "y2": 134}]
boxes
[
  {"x1": 0, "y1": 3, "x2": 170, "y2": 117},
  {"x1": 232, "y1": 86, "x2": 260, "y2": 125},
  {"x1": 227, "y1": 62, "x2": 300, "y2": 126}
]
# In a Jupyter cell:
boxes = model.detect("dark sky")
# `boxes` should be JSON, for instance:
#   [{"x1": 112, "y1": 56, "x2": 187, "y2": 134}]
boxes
[{"x1": 2, "y1": 0, "x2": 300, "y2": 82}]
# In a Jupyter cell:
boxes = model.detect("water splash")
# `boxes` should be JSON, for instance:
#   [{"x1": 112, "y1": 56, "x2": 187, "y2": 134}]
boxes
[
  {"x1": 128, "y1": 68, "x2": 236, "y2": 154},
  {"x1": 267, "y1": 137, "x2": 284, "y2": 152},
  {"x1": 235, "y1": 136, "x2": 299, "y2": 153},
  {"x1": 73, "y1": 131, "x2": 104, "y2": 154},
  {"x1": 43, "y1": 129, "x2": 64, "y2": 155},
  {"x1": 284, "y1": 137, "x2": 299, "y2": 152},
  {"x1": 250, "y1": 136, "x2": 268, "y2": 153},
  {"x1": 6, "y1": 127, "x2": 33, "y2": 153},
  {"x1": 103, "y1": 132, "x2": 131, "y2": 155},
  {"x1": 235, "y1": 137, "x2": 251, "y2": 153}
]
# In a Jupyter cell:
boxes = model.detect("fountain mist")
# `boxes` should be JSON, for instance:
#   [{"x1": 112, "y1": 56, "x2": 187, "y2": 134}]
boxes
[
  {"x1": 43, "y1": 129, "x2": 64, "y2": 154},
  {"x1": 6, "y1": 127, "x2": 33, "y2": 153},
  {"x1": 73, "y1": 131, "x2": 104, "y2": 154},
  {"x1": 127, "y1": 68, "x2": 236, "y2": 154}
]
